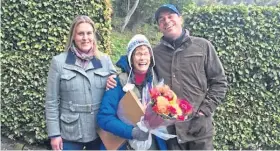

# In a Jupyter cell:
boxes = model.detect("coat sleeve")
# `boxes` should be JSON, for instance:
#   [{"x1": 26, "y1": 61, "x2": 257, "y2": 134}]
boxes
[
  {"x1": 45, "y1": 57, "x2": 61, "y2": 137},
  {"x1": 106, "y1": 55, "x2": 117, "y2": 74},
  {"x1": 97, "y1": 78, "x2": 134, "y2": 139},
  {"x1": 199, "y1": 41, "x2": 228, "y2": 116}
]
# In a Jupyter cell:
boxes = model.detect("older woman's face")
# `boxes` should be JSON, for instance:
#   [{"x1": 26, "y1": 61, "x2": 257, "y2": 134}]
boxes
[
  {"x1": 132, "y1": 45, "x2": 151, "y2": 73},
  {"x1": 74, "y1": 23, "x2": 94, "y2": 53}
]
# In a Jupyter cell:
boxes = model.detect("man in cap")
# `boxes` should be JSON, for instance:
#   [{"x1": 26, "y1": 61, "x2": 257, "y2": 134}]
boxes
[{"x1": 153, "y1": 4, "x2": 228, "y2": 150}]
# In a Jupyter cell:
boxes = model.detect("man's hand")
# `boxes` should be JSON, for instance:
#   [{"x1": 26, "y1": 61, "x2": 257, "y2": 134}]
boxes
[
  {"x1": 51, "y1": 136, "x2": 63, "y2": 151},
  {"x1": 106, "y1": 75, "x2": 117, "y2": 90}
]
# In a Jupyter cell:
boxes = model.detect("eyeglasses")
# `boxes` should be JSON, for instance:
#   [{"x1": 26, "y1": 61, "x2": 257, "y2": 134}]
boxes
[{"x1": 134, "y1": 52, "x2": 150, "y2": 58}]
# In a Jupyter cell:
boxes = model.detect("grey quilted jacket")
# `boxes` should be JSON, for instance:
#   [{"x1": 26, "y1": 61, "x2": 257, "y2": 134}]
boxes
[{"x1": 45, "y1": 50, "x2": 116, "y2": 142}]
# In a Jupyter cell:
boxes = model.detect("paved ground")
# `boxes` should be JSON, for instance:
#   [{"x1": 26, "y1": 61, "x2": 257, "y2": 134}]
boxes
[{"x1": 1, "y1": 135, "x2": 49, "y2": 150}]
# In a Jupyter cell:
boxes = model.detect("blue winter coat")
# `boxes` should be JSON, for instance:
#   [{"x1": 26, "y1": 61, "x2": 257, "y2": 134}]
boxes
[{"x1": 97, "y1": 55, "x2": 167, "y2": 150}]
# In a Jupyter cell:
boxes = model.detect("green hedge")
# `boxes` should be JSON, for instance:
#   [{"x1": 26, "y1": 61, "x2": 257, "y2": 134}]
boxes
[
  {"x1": 183, "y1": 5, "x2": 280, "y2": 149},
  {"x1": 1, "y1": 0, "x2": 112, "y2": 143},
  {"x1": 1, "y1": 1, "x2": 280, "y2": 149}
]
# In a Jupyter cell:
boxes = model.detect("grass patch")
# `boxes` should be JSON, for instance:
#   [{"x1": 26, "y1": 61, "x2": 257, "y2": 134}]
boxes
[{"x1": 110, "y1": 31, "x2": 132, "y2": 63}]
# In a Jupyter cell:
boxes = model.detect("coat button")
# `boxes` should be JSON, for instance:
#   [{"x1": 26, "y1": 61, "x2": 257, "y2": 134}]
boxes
[{"x1": 173, "y1": 74, "x2": 176, "y2": 78}]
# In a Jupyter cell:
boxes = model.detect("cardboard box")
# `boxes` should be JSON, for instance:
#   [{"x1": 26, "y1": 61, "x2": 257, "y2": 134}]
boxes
[
  {"x1": 98, "y1": 90, "x2": 145, "y2": 150},
  {"x1": 97, "y1": 128, "x2": 126, "y2": 150},
  {"x1": 118, "y1": 90, "x2": 145, "y2": 124}
]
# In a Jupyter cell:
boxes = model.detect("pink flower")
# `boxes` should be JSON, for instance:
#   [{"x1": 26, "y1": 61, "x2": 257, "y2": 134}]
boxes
[
  {"x1": 167, "y1": 106, "x2": 177, "y2": 114},
  {"x1": 155, "y1": 96, "x2": 170, "y2": 114},
  {"x1": 179, "y1": 99, "x2": 193, "y2": 114},
  {"x1": 149, "y1": 88, "x2": 160, "y2": 99},
  {"x1": 152, "y1": 105, "x2": 159, "y2": 113},
  {"x1": 177, "y1": 115, "x2": 185, "y2": 121}
]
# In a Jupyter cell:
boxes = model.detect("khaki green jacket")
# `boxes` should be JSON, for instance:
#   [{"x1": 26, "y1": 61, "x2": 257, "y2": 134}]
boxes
[{"x1": 153, "y1": 30, "x2": 228, "y2": 142}]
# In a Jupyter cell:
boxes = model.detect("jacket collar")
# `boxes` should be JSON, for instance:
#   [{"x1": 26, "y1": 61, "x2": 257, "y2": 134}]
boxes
[
  {"x1": 65, "y1": 50, "x2": 102, "y2": 69},
  {"x1": 160, "y1": 29, "x2": 191, "y2": 49},
  {"x1": 163, "y1": 29, "x2": 186, "y2": 44},
  {"x1": 116, "y1": 55, "x2": 130, "y2": 73}
]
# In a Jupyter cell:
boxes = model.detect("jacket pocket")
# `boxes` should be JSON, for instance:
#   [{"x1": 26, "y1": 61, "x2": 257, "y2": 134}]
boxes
[
  {"x1": 94, "y1": 71, "x2": 110, "y2": 89},
  {"x1": 60, "y1": 113, "x2": 82, "y2": 141},
  {"x1": 174, "y1": 120, "x2": 192, "y2": 142},
  {"x1": 187, "y1": 115, "x2": 207, "y2": 137},
  {"x1": 183, "y1": 53, "x2": 203, "y2": 62},
  {"x1": 60, "y1": 72, "x2": 77, "y2": 91},
  {"x1": 182, "y1": 53, "x2": 204, "y2": 72}
]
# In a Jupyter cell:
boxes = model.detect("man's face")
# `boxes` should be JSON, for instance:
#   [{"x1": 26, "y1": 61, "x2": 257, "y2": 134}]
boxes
[{"x1": 157, "y1": 10, "x2": 183, "y2": 40}]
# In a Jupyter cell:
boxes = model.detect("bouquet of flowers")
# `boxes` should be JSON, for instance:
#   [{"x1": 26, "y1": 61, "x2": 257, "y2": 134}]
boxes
[
  {"x1": 128, "y1": 81, "x2": 193, "y2": 150},
  {"x1": 150, "y1": 84, "x2": 193, "y2": 118},
  {"x1": 141, "y1": 83, "x2": 193, "y2": 129}
]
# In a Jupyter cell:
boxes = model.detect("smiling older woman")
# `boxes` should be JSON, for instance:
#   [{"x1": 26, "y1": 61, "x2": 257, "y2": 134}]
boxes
[
  {"x1": 97, "y1": 34, "x2": 167, "y2": 150},
  {"x1": 45, "y1": 15, "x2": 116, "y2": 150}
]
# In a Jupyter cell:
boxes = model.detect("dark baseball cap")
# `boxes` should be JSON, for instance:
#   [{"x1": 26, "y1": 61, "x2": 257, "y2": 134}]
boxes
[{"x1": 155, "y1": 4, "x2": 181, "y2": 22}]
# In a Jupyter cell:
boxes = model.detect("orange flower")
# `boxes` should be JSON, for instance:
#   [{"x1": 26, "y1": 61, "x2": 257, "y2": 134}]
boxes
[
  {"x1": 163, "y1": 90, "x2": 174, "y2": 101},
  {"x1": 155, "y1": 96, "x2": 169, "y2": 114},
  {"x1": 158, "y1": 85, "x2": 170, "y2": 94}
]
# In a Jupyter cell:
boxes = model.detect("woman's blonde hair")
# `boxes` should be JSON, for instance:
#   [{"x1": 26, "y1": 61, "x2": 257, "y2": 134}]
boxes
[{"x1": 64, "y1": 15, "x2": 100, "y2": 56}]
